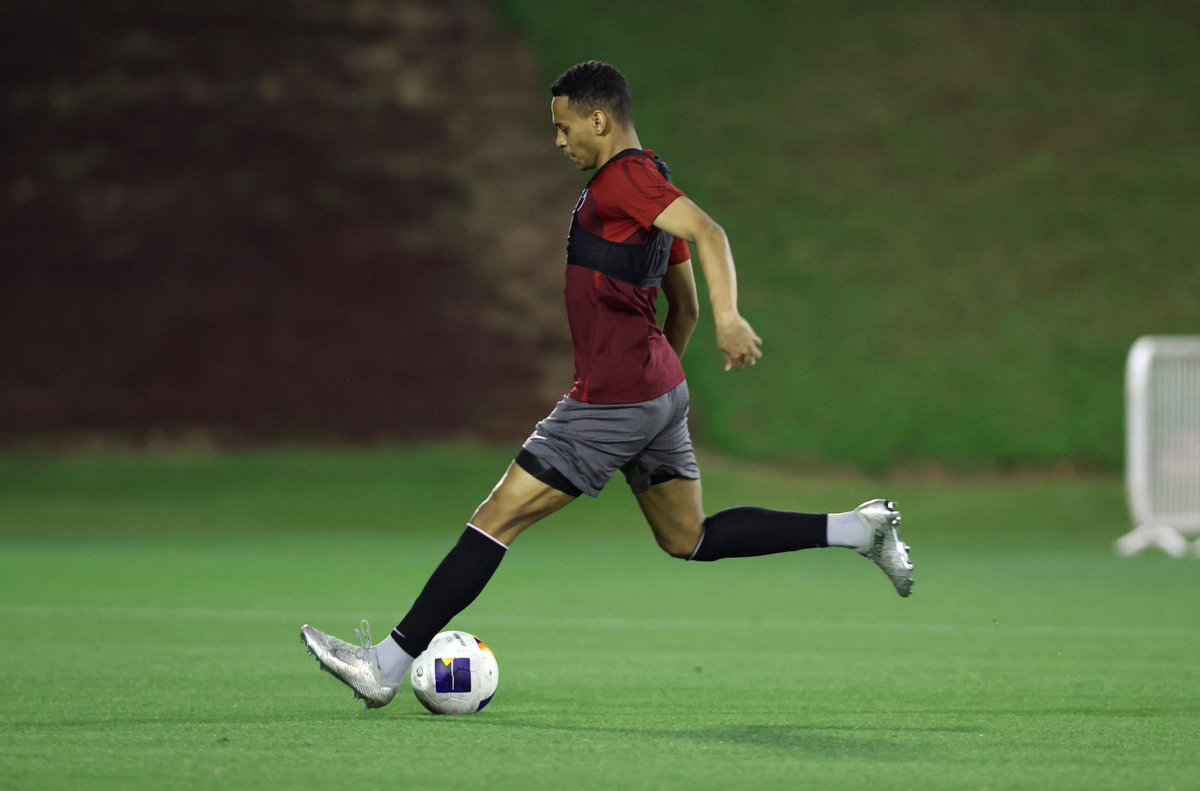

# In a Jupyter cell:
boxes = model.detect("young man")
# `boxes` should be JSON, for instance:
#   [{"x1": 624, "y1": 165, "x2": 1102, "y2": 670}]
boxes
[{"x1": 301, "y1": 61, "x2": 913, "y2": 708}]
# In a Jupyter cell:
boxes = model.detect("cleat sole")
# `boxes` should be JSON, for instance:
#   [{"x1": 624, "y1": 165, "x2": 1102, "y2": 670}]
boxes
[{"x1": 855, "y1": 499, "x2": 914, "y2": 598}]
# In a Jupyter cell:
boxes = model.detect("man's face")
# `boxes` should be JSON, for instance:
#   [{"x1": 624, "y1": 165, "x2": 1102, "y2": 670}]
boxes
[{"x1": 551, "y1": 95, "x2": 597, "y2": 171}]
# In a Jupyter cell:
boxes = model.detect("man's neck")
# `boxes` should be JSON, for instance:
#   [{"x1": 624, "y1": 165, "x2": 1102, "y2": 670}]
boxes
[{"x1": 594, "y1": 131, "x2": 642, "y2": 170}]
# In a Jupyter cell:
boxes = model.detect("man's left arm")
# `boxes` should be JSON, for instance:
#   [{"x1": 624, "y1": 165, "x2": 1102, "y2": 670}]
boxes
[
  {"x1": 653, "y1": 197, "x2": 763, "y2": 371},
  {"x1": 661, "y1": 259, "x2": 700, "y2": 359}
]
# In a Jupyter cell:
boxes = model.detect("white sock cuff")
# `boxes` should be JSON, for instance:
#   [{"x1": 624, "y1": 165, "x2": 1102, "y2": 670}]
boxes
[
  {"x1": 373, "y1": 634, "x2": 415, "y2": 686},
  {"x1": 468, "y1": 523, "x2": 509, "y2": 550},
  {"x1": 376, "y1": 633, "x2": 415, "y2": 660},
  {"x1": 826, "y1": 510, "x2": 870, "y2": 550}
]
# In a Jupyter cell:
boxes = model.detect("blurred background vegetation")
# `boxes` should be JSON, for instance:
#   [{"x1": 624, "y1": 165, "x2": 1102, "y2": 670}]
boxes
[
  {"x1": 497, "y1": 0, "x2": 1199, "y2": 472},
  {"x1": 3, "y1": 0, "x2": 1197, "y2": 473}
]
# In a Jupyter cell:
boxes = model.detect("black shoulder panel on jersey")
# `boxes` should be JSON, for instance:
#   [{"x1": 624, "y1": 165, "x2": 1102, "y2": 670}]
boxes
[
  {"x1": 567, "y1": 149, "x2": 676, "y2": 289},
  {"x1": 566, "y1": 220, "x2": 672, "y2": 288}
]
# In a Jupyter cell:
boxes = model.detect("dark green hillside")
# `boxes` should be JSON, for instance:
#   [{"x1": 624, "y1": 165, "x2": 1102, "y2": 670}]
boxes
[
  {"x1": 498, "y1": 1, "x2": 1200, "y2": 470},
  {"x1": 0, "y1": 0, "x2": 575, "y2": 446}
]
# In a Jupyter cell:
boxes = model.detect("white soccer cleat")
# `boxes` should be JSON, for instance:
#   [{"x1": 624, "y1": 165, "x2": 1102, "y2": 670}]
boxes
[
  {"x1": 855, "y1": 499, "x2": 914, "y2": 597},
  {"x1": 300, "y1": 621, "x2": 397, "y2": 709}
]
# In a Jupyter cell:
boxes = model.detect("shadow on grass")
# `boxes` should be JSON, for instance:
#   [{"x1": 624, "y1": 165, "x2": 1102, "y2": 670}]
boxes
[{"x1": 447, "y1": 717, "x2": 980, "y2": 756}]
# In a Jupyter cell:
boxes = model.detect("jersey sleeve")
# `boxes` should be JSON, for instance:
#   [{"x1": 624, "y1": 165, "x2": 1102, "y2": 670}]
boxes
[
  {"x1": 607, "y1": 157, "x2": 685, "y2": 231},
  {"x1": 668, "y1": 236, "x2": 690, "y2": 265}
]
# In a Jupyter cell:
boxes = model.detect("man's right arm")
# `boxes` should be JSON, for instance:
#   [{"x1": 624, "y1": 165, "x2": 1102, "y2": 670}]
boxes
[{"x1": 652, "y1": 196, "x2": 763, "y2": 371}]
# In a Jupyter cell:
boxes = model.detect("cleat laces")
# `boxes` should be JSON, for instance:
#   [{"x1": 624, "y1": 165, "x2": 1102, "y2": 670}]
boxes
[{"x1": 353, "y1": 619, "x2": 375, "y2": 664}]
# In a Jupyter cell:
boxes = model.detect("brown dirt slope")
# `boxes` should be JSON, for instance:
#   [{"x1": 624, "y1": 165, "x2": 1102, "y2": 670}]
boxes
[{"x1": 0, "y1": 0, "x2": 575, "y2": 446}]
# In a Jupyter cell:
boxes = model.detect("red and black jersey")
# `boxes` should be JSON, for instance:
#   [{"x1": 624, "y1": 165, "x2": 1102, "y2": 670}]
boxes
[{"x1": 563, "y1": 148, "x2": 690, "y2": 404}]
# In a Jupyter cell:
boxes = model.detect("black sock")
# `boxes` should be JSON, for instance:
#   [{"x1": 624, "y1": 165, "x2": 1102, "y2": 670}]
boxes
[
  {"x1": 391, "y1": 526, "x2": 507, "y2": 657},
  {"x1": 689, "y1": 507, "x2": 828, "y2": 562}
]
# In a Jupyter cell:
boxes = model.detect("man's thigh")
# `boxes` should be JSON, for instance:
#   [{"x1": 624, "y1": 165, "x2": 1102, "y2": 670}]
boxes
[{"x1": 471, "y1": 463, "x2": 577, "y2": 546}]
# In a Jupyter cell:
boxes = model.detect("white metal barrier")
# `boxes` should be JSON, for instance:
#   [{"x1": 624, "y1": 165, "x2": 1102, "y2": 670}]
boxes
[{"x1": 1117, "y1": 336, "x2": 1200, "y2": 557}]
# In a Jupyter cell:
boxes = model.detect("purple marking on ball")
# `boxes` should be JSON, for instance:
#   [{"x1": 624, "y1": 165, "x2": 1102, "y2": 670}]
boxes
[{"x1": 434, "y1": 657, "x2": 472, "y2": 693}]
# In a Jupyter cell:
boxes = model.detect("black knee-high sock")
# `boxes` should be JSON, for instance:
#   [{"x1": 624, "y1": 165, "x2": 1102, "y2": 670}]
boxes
[
  {"x1": 391, "y1": 526, "x2": 507, "y2": 657},
  {"x1": 689, "y1": 507, "x2": 827, "y2": 562}
]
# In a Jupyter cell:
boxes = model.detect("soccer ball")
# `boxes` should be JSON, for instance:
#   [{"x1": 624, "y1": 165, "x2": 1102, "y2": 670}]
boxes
[{"x1": 410, "y1": 631, "x2": 499, "y2": 715}]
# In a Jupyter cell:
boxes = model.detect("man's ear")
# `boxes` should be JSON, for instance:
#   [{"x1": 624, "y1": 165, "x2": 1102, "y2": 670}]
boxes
[{"x1": 590, "y1": 109, "x2": 609, "y2": 135}]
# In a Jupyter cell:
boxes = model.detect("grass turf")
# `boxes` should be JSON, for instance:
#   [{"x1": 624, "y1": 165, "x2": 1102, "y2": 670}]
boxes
[{"x1": 2, "y1": 447, "x2": 1199, "y2": 789}]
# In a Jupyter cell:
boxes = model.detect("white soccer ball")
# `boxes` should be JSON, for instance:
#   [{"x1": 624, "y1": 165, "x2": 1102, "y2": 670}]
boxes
[{"x1": 410, "y1": 631, "x2": 499, "y2": 715}]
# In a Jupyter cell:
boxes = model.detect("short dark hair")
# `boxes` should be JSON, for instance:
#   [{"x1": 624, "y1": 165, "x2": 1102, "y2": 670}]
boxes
[{"x1": 551, "y1": 60, "x2": 632, "y2": 124}]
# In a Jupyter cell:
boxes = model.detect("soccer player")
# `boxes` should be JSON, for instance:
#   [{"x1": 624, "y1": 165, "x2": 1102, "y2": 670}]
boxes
[{"x1": 301, "y1": 61, "x2": 913, "y2": 708}]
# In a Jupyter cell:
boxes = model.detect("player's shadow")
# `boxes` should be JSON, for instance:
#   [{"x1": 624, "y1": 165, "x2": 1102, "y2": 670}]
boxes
[
  {"x1": 694, "y1": 722, "x2": 975, "y2": 753},
  {"x1": 470, "y1": 719, "x2": 977, "y2": 756}
]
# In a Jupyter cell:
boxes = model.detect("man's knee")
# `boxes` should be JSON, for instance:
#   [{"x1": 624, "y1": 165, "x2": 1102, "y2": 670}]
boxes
[{"x1": 653, "y1": 523, "x2": 703, "y2": 560}]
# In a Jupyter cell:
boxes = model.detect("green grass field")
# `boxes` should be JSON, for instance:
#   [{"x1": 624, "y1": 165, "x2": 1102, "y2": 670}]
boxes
[{"x1": 2, "y1": 447, "x2": 1198, "y2": 789}]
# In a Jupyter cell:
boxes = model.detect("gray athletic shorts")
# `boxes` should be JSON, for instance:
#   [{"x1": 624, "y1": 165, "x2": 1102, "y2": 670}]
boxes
[{"x1": 520, "y1": 381, "x2": 700, "y2": 497}]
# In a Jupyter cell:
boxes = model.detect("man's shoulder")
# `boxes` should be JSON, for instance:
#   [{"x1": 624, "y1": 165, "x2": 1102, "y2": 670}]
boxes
[
  {"x1": 593, "y1": 150, "x2": 673, "y2": 194},
  {"x1": 614, "y1": 149, "x2": 668, "y2": 175}
]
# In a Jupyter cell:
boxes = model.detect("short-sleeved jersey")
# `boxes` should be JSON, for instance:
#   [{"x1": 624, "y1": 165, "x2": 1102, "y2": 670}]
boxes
[{"x1": 563, "y1": 148, "x2": 690, "y2": 404}]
